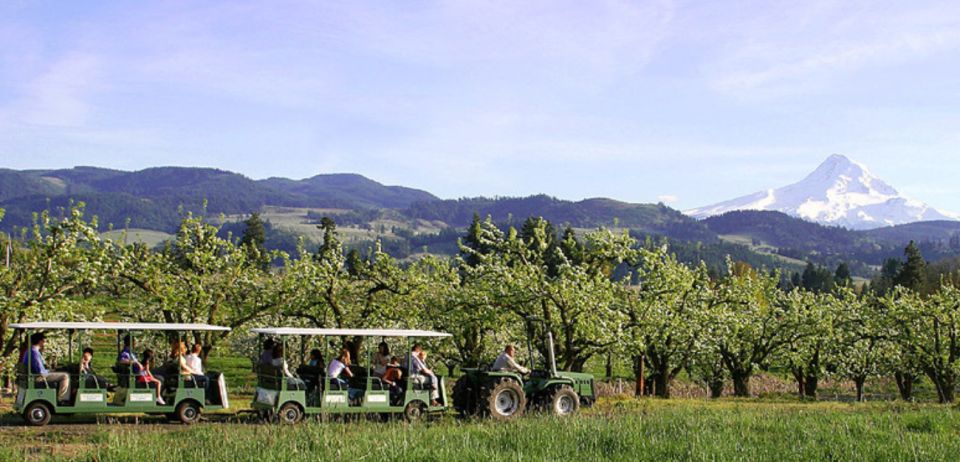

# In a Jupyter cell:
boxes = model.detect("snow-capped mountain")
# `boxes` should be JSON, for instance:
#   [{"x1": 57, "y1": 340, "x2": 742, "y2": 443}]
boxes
[{"x1": 686, "y1": 154, "x2": 957, "y2": 230}]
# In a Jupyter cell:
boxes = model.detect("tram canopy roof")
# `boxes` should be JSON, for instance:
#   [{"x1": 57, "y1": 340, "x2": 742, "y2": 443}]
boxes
[
  {"x1": 10, "y1": 322, "x2": 231, "y2": 332},
  {"x1": 250, "y1": 327, "x2": 451, "y2": 338}
]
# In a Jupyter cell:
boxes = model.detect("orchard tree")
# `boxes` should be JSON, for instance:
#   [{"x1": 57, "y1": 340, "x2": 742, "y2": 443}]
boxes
[
  {"x1": 0, "y1": 206, "x2": 117, "y2": 362},
  {"x1": 828, "y1": 290, "x2": 897, "y2": 402},
  {"x1": 714, "y1": 262, "x2": 813, "y2": 397},
  {"x1": 120, "y1": 213, "x2": 285, "y2": 358},
  {"x1": 625, "y1": 245, "x2": 711, "y2": 398},
  {"x1": 491, "y1": 222, "x2": 632, "y2": 371},
  {"x1": 884, "y1": 286, "x2": 960, "y2": 403},
  {"x1": 778, "y1": 290, "x2": 834, "y2": 399}
]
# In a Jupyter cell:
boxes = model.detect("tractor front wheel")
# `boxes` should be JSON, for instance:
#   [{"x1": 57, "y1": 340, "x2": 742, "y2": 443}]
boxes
[
  {"x1": 547, "y1": 386, "x2": 580, "y2": 417},
  {"x1": 481, "y1": 378, "x2": 526, "y2": 420}
]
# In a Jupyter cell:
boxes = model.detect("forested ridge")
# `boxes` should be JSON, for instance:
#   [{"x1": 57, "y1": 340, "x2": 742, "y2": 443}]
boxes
[{"x1": 4, "y1": 167, "x2": 960, "y2": 280}]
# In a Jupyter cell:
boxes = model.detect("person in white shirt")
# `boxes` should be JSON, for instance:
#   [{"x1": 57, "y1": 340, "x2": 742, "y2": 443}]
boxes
[
  {"x1": 492, "y1": 345, "x2": 530, "y2": 375},
  {"x1": 326, "y1": 348, "x2": 354, "y2": 387},
  {"x1": 183, "y1": 343, "x2": 209, "y2": 391},
  {"x1": 327, "y1": 349, "x2": 361, "y2": 402},
  {"x1": 271, "y1": 344, "x2": 306, "y2": 389},
  {"x1": 185, "y1": 344, "x2": 204, "y2": 375}
]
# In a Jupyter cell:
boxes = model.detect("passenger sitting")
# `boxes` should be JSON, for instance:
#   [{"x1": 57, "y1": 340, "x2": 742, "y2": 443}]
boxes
[
  {"x1": 117, "y1": 335, "x2": 136, "y2": 366},
  {"x1": 382, "y1": 356, "x2": 403, "y2": 389},
  {"x1": 79, "y1": 347, "x2": 113, "y2": 390},
  {"x1": 301, "y1": 348, "x2": 324, "y2": 393},
  {"x1": 258, "y1": 339, "x2": 276, "y2": 366},
  {"x1": 372, "y1": 342, "x2": 390, "y2": 377},
  {"x1": 410, "y1": 344, "x2": 440, "y2": 407},
  {"x1": 23, "y1": 333, "x2": 71, "y2": 404},
  {"x1": 328, "y1": 348, "x2": 362, "y2": 402},
  {"x1": 326, "y1": 348, "x2": 354, "y2": 388},
  {"x1": 185, "y1": 343, "x2": 204, "y2": 375},
  {"x1": 136, "y1": 349, "x2": 165, "y2": 405},
  {"x1": 176, "y1": 341, "x2": 207, "y2": 390},
  {"x1": 271, "y1": 344, "x2": 306, "y2": 389},
  {"x1": 307, "y1": 349, "x2": 324, "y2": 368}
]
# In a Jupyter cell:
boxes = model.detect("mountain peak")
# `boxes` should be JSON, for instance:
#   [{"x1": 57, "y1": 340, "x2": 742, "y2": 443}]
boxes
[{"x1": 686, "y1": 155, "x2": 955, "y2": 230}]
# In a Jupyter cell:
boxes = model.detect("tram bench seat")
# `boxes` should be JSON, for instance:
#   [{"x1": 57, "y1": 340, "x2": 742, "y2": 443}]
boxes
[{"x1": 257, "y1": 364, "x2": 306, "y2": 391}]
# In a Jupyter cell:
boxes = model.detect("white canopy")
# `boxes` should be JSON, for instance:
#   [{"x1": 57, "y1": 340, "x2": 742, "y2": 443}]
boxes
[
  {"x1": 250, "y1": 327, "x2": 451, "y2": 338},
  {"x1": 10, "y1": 322, "x2": 231, "y2": 332}
]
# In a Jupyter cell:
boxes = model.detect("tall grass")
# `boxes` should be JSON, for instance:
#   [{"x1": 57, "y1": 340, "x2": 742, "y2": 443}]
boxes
[{"x1": 2, "y1": 399, "x2": 950, "y2": 461}]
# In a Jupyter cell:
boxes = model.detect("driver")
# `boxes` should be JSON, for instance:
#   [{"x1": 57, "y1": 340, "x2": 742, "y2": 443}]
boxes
[{"x1": 491, "y1": 345, "x2": 530, "y2": 375}]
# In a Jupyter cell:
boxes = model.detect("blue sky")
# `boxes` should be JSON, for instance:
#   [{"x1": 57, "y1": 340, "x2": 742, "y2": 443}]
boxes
[{"x1": 2, "y1": 1, "x2": 960, "y2": 211}]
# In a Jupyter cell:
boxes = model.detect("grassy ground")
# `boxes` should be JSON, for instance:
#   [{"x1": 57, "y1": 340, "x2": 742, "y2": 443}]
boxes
[
  {"x1": 100, "y1": 229, "x2": 174, "y2": 248},
  {"x1": 1, "y1": 398, "x2": 959, "y2": 461}
]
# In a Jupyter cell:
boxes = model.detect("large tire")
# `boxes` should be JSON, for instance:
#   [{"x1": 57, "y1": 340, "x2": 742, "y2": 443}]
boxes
[
  {"x1": 404, "y1": 400, "x2": 426, "y2": 423},
  {"x1": 278, "y1": 402, "x2": 304, "y2": 424},
  {"x1": 24, "y1": 401, "x2": 52, "y2": 427},
  {"x1": 480, "y1": 378, "x2": 526, "y2": 420},
  {"x1": 176, "y1": 400, "x2": 202, "y2": 425},
  {"x1": 452, "y1": 376, "x2": 476, "y2": 417},
  {"x1": 547, "y1": 386, "x2": 580, "y2": 417}
]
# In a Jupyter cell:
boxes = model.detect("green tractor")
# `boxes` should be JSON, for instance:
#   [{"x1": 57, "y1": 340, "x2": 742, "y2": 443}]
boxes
[{"x1": 453, "y1": 318, "x2": 595, "y2": 419}]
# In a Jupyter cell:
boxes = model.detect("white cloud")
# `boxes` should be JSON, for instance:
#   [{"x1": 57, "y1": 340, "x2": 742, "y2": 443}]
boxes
[
  {"x1": 701, "y1": 1, "x2": 960, "y2": 96},
  {"x1": 657, "y1": 194, "x2": 679, "y2": 204}
]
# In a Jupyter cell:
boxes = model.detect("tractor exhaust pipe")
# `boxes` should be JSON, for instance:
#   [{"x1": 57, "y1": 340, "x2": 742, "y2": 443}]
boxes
[{"x1": 546, "y1": 331, "x2": 558, "y2": 376}]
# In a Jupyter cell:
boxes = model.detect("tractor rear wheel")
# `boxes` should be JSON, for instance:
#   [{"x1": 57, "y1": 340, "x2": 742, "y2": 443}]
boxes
[
  {"x1": 481, "y1": 378, "x2": 526, "y2": 420},
  {"x1": 452, "y1": 376, "x2": 476, "y2": 417},
  {"x1": 547, "y1": 386, "x2": 580, "y2": 417}
]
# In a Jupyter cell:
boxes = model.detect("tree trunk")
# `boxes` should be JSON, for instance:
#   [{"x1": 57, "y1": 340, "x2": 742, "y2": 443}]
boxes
[
  {"x1": 792, "y1": 368, "x2": 805, "y2": 398},
  {"x1": 895, "y1": 372, "x2": 915, "y2": 401},
  {"x1": 804, "y1": 374, "x2": 818, "y2": 400},
  {"x1": 925, "y1": 370, "x2": 955, "y2": 404},
  {"x1": 632, "y1": 354, "x2": 645, "y2": 398},
  {"x1": 854, "y1": 377, "x2": 865, "y2": 402},
  {"x1": 605, "y1": 352, "x2": 613, "y2": 380},
  {"x1": 731, "y1": 371, "x2": 751, "y2": 397},
  {"x1": 654, "y1": 368, "x2": 670, "y2": 399},
  {"x1": 708, "y1": 378, "x2": 724, "y2": 398}
]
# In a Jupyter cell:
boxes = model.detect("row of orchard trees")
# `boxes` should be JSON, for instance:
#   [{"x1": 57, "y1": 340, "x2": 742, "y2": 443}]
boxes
[{"x1": 3, "y1": 205, "x2": 960, "y2": 403}]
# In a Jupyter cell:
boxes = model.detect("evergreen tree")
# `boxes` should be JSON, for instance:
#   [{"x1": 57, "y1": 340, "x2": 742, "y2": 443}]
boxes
[
  {"x1": 240, "y1": 212, "x2": 269, "y2": 270},
  {"x1": 801, "y1": 262, "x2": 834, "y2": 293},
  {"x1": 895, "y1": 241, "x2": 927, "y2": 292},
  {"x1": 316, "y1": 217, "x2": 342, "y2": 264},
  {"x1": 872, "y1": 258, "x2": 902, "y2": 295},
  {"x1": 790, "y1": 272, "x2": 802, "y2": 290},
  {"x1": 834, "y1": 262, "x2": 852, "y2": 288},
  {"x1": 345, "y1": 248, "x2": 365, "y2": 277}
]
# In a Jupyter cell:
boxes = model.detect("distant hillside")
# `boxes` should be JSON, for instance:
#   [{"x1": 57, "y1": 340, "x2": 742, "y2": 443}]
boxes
[
  {"x1": 262, "y1": 173, "x2": 437, "y2": 209},
  {"x1": 861, "y1": 220, "x2": 960, "y2": 243},
  {"x1": 3, "y1": 165, "x2": 960, "y2": 278},
  {"x1": 406, "y1": 195, "x2": 717, "y2": 242},
  {"x1": 700, "y1": 210, "x2": 960, "y2": 274},
  {"x1": 0, "y1": 167, "x2": 438, "y2": 231}
]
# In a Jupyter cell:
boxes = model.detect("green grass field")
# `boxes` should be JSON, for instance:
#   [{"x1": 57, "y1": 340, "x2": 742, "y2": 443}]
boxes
[
  {"x1": 100, "y1": 229, "x2": 174, "y2": 248},
  {"x1": 2, "y1": 398, "x2": 959, "y2": 461}
]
